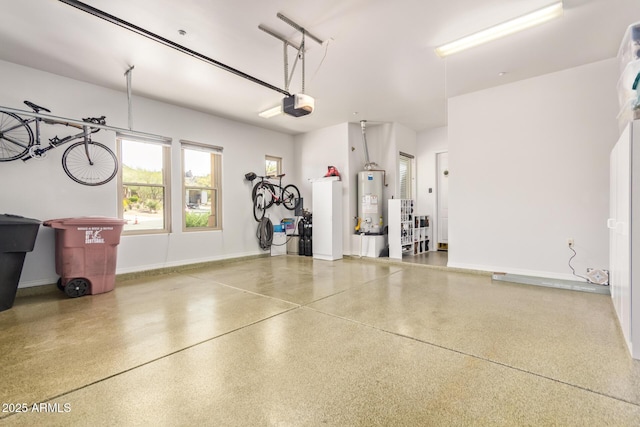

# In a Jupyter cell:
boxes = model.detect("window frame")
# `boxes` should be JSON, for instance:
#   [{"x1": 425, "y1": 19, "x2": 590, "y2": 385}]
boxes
[
  {"x1": 117, "y1": 136, "x2": 172, "y2": 235},
  {"x1": 265, "y1": 155, "x2": 282, "y2": 178},
  {"x1": 181, "y1": 140, "x2": 223, "y2": 232},
  {"x1": 399, "y1": 151, "x2": 414, "y2": 200}
]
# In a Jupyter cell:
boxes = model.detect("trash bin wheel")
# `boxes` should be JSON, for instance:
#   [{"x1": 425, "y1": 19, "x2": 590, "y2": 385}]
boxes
[
  {"x1": 56, "y1": 278, "x2": 65, "y2": 292},
  {"x1": 64, "y1": 278, "x2": 90, "y2": 298}
]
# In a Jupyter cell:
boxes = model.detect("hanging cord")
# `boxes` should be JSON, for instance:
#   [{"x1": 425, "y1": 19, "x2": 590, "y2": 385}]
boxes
[
  {"x1": 310, "y1": 38, "x2": 331, "y2": 84},
  {"x1": 256, "y1": 217, "x2": 274, "y2": 250},
  {"x1": 567, "y1": 246, "x2": 589, "y2": 282}
]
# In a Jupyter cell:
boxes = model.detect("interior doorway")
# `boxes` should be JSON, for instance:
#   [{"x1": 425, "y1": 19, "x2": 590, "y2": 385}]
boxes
[{"x1": 436, "y1": 152, "x2": 449, "y2": 251}]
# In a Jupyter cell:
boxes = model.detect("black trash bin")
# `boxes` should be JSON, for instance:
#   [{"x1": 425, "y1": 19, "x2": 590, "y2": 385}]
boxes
[{"x1": 0, "y1": 214, "x2": 41, "y2": 312}]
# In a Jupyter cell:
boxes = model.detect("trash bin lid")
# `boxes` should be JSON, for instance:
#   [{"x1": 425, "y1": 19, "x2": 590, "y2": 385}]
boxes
[
  {"x1": 44, "y1": 217, "x2": 127, "y2": 228},
  {"x1": 0, "y1": 213, "x2": 42, "y2": 226},
  {"x1": 0, "y1": 214, "x2": 41, "y2": 253}
]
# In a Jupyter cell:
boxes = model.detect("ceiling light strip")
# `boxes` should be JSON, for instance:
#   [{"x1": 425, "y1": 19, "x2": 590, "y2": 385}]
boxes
[
  {"x1": 58, "y1": 0, "x2": 291, "y2": 96},
  {"x1": 258, "y1": 105, "x2": 282, "y2": 118},
  {"x1": 435, "y1": 2, "x2": 563, "y2": 57}
]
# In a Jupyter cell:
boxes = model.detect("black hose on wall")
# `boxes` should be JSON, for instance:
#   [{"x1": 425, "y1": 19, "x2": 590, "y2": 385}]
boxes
[{"x1": 256, "y1": 217, "x2": 273, "y2": 250}]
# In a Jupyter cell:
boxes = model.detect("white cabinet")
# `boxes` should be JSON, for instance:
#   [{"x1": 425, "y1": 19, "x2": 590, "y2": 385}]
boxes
[
  {"x1": 389, "y1": 199, "x2": 431, "y2": 259},
  {"x1": 312, "y1": 179, "x2": 342, "y2": 261},
  {"x1": 609, "y1": 120, "x2": 640, "y2": 359}
]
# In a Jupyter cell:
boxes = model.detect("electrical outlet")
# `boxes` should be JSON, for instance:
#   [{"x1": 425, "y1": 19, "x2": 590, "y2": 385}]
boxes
[{"x1": 567, "y1": 238, "x2": 574, "y2": 248}]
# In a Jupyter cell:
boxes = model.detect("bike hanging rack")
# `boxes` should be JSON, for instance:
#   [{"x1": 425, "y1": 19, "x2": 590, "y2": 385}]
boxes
[{"x1": 0, "y1": 105, "x2": 171, "y2": 144}]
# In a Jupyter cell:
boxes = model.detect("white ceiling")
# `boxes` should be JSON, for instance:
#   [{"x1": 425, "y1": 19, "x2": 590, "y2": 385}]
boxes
[{"x1": 0, "y1": 0, "x2": 638, "y2": 135}]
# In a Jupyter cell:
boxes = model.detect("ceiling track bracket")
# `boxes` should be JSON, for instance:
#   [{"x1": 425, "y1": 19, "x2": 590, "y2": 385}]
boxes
[{"x1": 259, "y1": 14, "x2": 321, "y2": 95}]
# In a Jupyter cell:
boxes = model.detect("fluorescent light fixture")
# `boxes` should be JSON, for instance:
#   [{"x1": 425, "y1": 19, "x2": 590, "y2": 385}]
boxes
[
  {"x1": 258, "y1": 105, "x2": 282, "y2": 118},
  {"x1": 435, "y1": 2, "x2": 563, "y2": 58}
]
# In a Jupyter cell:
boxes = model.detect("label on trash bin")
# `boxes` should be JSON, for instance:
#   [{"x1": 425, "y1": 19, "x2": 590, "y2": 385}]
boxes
[{"x1": 77, "y1": 226, "x2": 113, "y2": 244}]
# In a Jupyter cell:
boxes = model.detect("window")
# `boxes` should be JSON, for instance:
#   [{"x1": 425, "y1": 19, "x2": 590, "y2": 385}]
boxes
[
  {"x1": 265, "y1": 155, "x2": 281, "y2": 177},
  {"x1": 182, "y1": 141, "x2": 222, "y2": 231},
  {"x1": 399, "y1": 152, "x2": 414, "y2": 199},
  {"x1": 118, "y1": 137, "x2": 171, "y2": 234}
]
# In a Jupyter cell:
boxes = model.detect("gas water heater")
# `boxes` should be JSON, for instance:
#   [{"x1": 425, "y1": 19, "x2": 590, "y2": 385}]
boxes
[
  {"x1": 356, "y1": 120, "x2": 386, "y2": 234},
  {"x1": 358, "y1": 170, "x2": 384, "y2": 234}
]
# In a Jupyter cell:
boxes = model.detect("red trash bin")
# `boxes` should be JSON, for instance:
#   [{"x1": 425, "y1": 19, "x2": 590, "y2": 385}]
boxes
[{"x1": 44, "y1": 217, "x2": 127, "y2": 298}]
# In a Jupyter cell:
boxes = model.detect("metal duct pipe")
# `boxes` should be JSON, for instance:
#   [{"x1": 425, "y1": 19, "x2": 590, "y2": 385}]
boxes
[{"x1": 360, "y1": 120, "x2": 379, "y2": 170}]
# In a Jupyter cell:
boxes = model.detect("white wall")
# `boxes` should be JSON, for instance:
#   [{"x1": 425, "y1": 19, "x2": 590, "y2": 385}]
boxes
[
  {"x1": 0, "y1": 60, "x2": 295, "y2": 287},
  {"x1": 416, "y1": 126, "x2": 448, "y2": 251},
  {"x1": 348, "y1": 123, "x2": 363, "y2": 237},
  {"x1": 293, "y1": 123, "x2": 351, "y2": 253},
  {"x1": 448, "y1": 58, "x2": 619, "y2": 280}
]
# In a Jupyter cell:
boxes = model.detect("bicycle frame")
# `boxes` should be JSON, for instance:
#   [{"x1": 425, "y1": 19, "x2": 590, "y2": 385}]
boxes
[
  {"x1": 260, "y1": 175, "x2": 287, "y2": 204},
  {"x1": 20, "y1": 116, "x2": 100, "y2": 162}
]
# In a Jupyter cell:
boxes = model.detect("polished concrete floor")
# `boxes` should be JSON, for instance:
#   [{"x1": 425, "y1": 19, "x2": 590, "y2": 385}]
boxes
[
  {"x1": 401, "y1": 250, "x2": 448, "y2": 267},
  {"x1": 1, "y1": 255, "x2": 639, "y2": 426}
]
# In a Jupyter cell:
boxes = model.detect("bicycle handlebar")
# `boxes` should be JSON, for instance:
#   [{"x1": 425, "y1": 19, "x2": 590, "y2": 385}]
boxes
[
  {"x1": 256, "y1": 174, "x2": 285, "y2": 179},
  {"x1": 82, "y1": 116, "x2": 106, "y2": 125},
  {"x1": 244, "y1": 172, "x2": 286, "y2": 182}
]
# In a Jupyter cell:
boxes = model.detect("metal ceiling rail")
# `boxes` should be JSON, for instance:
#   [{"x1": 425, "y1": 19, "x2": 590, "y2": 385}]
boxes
[
  {"x1": 277, "y1": 13, "x2": 323, "y2": 45},
  {"x1": 58, "y1": 0, "x2": 291, "y2": 97},
  {"x1": 0, "y1": 105, "x2": 172, "y2": 143},
  {"x1": 258, "y1": 25, "x2": 301, "y2": 51}
]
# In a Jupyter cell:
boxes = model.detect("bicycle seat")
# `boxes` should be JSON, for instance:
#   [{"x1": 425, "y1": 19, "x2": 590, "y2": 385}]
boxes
[
  {"x1": 24, "y1": 100, "x2": 51, "y2": 113},
  {"x1": 276, "y1": 173, "x2": 285, "y2": 178}
]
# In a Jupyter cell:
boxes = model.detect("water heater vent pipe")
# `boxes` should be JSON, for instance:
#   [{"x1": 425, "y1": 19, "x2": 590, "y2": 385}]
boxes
[{"x1": 360, "y1": 120, "x2": 380, "y2": 170}]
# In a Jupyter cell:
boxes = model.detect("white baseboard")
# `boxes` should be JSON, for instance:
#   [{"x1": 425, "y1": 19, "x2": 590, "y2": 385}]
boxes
[{"x1": 446, "y1": 262, "x2": 587, "y2": 282}]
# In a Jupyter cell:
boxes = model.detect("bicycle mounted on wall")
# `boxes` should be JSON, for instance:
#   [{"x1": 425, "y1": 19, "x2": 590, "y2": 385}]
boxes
[
  {"x1": 0, "y1": 100, "x2": 118, "y2": 186},
  {"x1": 245, "y1": 172, "x2": 301, "y2": 222}
]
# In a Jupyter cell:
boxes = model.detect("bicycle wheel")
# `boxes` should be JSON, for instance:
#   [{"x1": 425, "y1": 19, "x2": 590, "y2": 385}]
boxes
[
  {"x1": 282, "y1": 184, "x2": 301, "y2": 210},
  {"x1": 252, "y1": 181, "x2": 275, "y2": 208},
  {"x1": 0, "y1": 111, "x2": 34, "y2": 161},
  {"x1": 253, "y1": 193, "x2": 267, "y2": 222},
  {"x1": 62, "y1": 141, "x2": 118, "y2": 186}
]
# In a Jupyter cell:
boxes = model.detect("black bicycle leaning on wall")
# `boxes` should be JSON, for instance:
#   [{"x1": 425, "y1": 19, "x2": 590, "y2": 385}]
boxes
[{"x1": 0, "y1": 100, "x2": 118, "y2": 186}]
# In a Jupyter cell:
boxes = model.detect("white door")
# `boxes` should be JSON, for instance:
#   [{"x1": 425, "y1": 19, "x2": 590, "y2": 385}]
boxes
[{"x1": 436, "y1": 152, "x2": 449, "y2": 248}]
